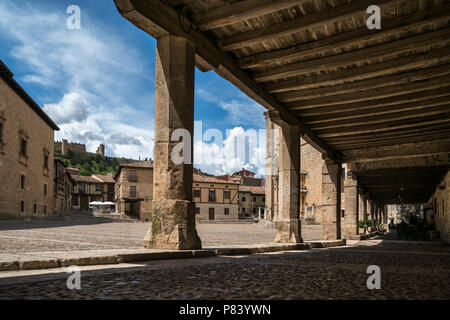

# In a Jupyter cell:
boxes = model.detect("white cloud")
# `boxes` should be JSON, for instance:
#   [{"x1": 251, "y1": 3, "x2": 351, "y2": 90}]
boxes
[
  {"x1": 0, "y1": 1, "x2": 154, "y2": 160},
  {"x1": 43, "y1": 92, "x2": 90, "y2": 124},
  {"x1": 194, "y1": 126, "x2": 266, "y2": 177}
]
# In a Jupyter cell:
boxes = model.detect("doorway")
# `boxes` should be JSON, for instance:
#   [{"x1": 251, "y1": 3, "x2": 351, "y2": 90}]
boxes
[{"x1": 209, "y1": 208, "x2": 215, "y2": 220}]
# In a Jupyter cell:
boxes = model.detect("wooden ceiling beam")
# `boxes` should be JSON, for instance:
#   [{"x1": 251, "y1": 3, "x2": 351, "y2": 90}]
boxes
[
  {"x1": 330, "y1": 131, "x2": 450, "y2": 150},
  {"x1": 316, "y1": 116, "x2": 450, "y2": 138},
  {"x1": 218, "y1": 0, "x2": 394, "y2": 51},
  {"x1": 304, "y1": 96, "x2": 450, "y2": 124},
  {"x1": 254, "y1": 28, "x2": 450, "y2": 82},
  {"x1": 265, "y1": 47, "x2": 450, "y2": 93},
  {"x1": 239, "y1": 5, "x2": 450, "y2": 69},
  {"x1": 195, "y1": 0, "x2": 304, "y2": 31},
  {"x1": 294, "y1": 87, "x2": 450, "y2": 116},
  {"x1": 325, "y1": 125, "x2": 450, "y2": 145},
  {"x1": 340, "y1": 139, "x2": 450, "y2": 163},
  {"x1": 287, "y1": 77, "x2": 450, "y2": 109},
  {"x1": 309, "y1": 106, "x2": 450, "y2": 130},
  {"x1": 277, "y1": 64, "x2": 450, "y2": 102}
]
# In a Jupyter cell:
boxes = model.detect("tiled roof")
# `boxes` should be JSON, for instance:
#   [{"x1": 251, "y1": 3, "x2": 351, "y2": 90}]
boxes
[
  {"x1": 239, "y1": 185, "x2": 265, "y2": 195},
  {"x1": 71, "y1": 175, "x2": 101, "y2": 183},
  {"x1": 92, "y1": 174, "x2": 115, "y2": 183},
  {"x1": 193, "y1": 174, "x2": 240, "y2": 184},
  {"x1": 120, "y1": 161, "x2": 153, "y2": 169}
]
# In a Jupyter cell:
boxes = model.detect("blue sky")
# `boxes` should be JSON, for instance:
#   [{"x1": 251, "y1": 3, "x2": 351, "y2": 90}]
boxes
[{"x1": 0, "y1": 0, "x2": 267, "y2": 176}]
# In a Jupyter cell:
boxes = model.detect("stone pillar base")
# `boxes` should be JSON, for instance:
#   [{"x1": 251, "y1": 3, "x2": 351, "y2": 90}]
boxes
[
  {"x1": 275, "y1": 219, "x2": 303, "y2": 243},
  {"x1": 144, "y1": 199, "x2": 201, "y2": 250}
]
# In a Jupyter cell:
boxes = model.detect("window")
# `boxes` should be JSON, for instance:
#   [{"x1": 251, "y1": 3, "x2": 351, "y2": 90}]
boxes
[
  {"x1": 224, "y1": 208, "x2": 229, "y2": 215},
  {"x1": 79, "y1": 184, "x2": 86, "y2": 193},
  {"x1": 20, "y1": 201, "x2": 25, "y2": 213},
  {"x1": 246, "y1": 172, "x2": 249, "y2": 176},
  {"x1": 43, "y1": 154, "x2": 49, "y2": 169},
  {"x1": 128, "y1": 170, "x2": 137, "y2": 182},
  {"x1": 33, "y1": 203, "x2": 37, "y2": 214},
  {"x1": 130, "y1": 186, "x2": 137, "y2": 197},
  {"x1": 44, "y1": 184, "x2": 47, "y2": 196},
  {"x1": 262, "y1": 197, "x2": 265, "y2": 202},
  {"x1": 224, "y1": 191, "x2": 230, "y2": 200},
  {"x1": 208, "y1": 190, "x2": 215, "y2": 202},
  {"x1": 242, "y1": 208, "x2": 246, "y2": 213},
  {"x1": 72, "y1": 198, "x2": 78, "y2": 206},
  {"x1": 341, "y1": 209, "x2": 345, "y2": 218},
  {"x1": 44, "y1": 206, "x2": 47, "y2": 215},
  {"x1": 96, "y1": 185, "x2": 102, "y2": 192},
  {"x1": 195, "y1": 207, "x2": 200, "y2": 214},
  {"x1": 242, "y1": 196, "x2": 246, "y2": 202},
  {"x1": 20, "y1": 138, "x2": 27, "y2": 156},
  {"x1": 253, "y1": 197, "x2": 256, "y2": 202},
  {"x1": 194, "y1": 189, "x2": 201, "y2": 198},
  {"x1": 20, "y1": 175, "x2": 25, "y2": 189}
]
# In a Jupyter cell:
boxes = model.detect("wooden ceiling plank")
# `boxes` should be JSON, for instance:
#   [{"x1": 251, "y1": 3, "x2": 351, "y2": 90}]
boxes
[
  {"x1": 239, "y1": 5, "x2": 450, "y2": 69},
  {"x1": 341, "y1": 138, "x2": 450, "y2": 162},
  {"x1": 277, "y1": 64, "x2": 450, "y2": 101},
  {"x1": 309, "y1": 105, "x2": 450, "y2": 130},
  {"x1": 316, "y1": 116, "x2": 450, "y2": 138},
  {"x1": 195, "y1": 0, "x2": 305, "y2": 31},
  {"x1": 266, "y1": 47, "x2": 450, "y2": 92},
  {"x1": 305, "y1": 97, "x2": 450, "y2": 124},
  {"x1": 218, "y1": 0, "x2": 394, "y2": 51},
  {"x1": 255, "y1": 27, "x2": 450, "y2": 82},
  {"x1": 287, "y1": 77, "x2": 450, "y2": 109},
  {"x1": 294, "y1": 87, "x2": 450, "y2": 116}
]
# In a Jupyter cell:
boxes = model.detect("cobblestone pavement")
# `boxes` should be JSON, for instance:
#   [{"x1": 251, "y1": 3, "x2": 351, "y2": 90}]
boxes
[
  {"x1": 0, "y1": 220, "x2": 322, "y2": 252},
  {"x1": 0, "y1": 240, "x2": 449, "y2": 299}
]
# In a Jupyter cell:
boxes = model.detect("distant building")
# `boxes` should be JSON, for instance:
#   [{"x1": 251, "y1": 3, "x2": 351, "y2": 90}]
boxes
[
  {"x1": 115, "y1": 161, "x2": 153, "y2": 221},
  {"x1": 96, "y1": 144, "x2": 105, "y2": 158},
  {"x1": 0, "y1": 59, "x2": 59, "y2": 217},
  {"x1": 54, "y1": 140, "x2": 86, "y2": 155},
  {"x1": 238, "y1": 185, "x2": 265, "y2": 218},
  {"x1": 193, "y1": 174, "x2": 239, "y2": 220},
  {"x1": 232, "y1": 168, "x2": 255, "y2": 178},
  {"x1": 53, "y1": 159, "x2": 74, "y2": 215},
  {"x1": 71, "y1": 173, "x2": 115, "y2": 211}
]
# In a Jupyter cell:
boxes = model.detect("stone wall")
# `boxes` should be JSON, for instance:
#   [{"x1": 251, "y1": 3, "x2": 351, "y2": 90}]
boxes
[
  {"x1": 428, "y1": 170, "x2": 450, "y2": 241},
  {"x1": 54, "y1": 141, "x2": 86, "y2": 154},
  {"x1": 195, "y1": 202, "x2": 239, "y2": 221},
  {"x1": 0, "y1": 77, "x2": 55, "y2": 217}
]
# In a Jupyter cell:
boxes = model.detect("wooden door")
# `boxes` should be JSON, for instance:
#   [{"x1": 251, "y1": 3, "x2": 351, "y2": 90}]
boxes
[
  {"x1": 209, "y1": 208, "x2": 215, "y2": 220},
  {"x1": 80, "y1": 196, "x2": 89, "y2": 211}
]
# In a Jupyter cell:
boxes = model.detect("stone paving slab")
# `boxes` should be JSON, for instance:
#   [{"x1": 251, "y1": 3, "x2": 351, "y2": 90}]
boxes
[
  {"x1": 0, "y1": 240, "x2": 346, "y2": 272},
  {"x1": 0, "y1": 240, "x2": 449, "y2": 299}
]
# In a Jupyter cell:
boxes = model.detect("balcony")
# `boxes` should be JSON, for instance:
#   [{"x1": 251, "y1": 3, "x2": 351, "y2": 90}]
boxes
[{"x1": 126, "y1": 191, "x2": 139, "y2": 199}]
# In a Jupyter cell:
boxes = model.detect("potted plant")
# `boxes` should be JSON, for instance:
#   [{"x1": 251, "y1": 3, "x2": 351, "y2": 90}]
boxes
[{"x1": 358, "y1": 220, "x2": 366, "y2": 234}]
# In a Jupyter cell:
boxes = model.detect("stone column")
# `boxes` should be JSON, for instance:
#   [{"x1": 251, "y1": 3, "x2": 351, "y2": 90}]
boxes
[
  {"x1": 264, "y1": 112, "x2": 279, "y2": 221},
  {"x1": 343, "y1": 167, "x2": 359, "y2": 238},
  {"x1": 270, "y1": 112, "x2": 302, "y2": 243},
  {"x1": 322, "y1": 161, "x2": 342, "y2": 240},
  {"x1": 145, "y1": 35, "x2": 201, "y2": 250}
]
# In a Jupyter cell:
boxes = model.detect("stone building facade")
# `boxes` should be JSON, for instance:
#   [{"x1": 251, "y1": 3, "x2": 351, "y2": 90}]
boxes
[
  {"x1": 193, "y1": 174, "x2": 239, "y2": 221},
  {"x1": 265, "y1": 113, "x2": 346, "y2": 224},
  {"x1": 0, "y1": 59, "x2": 59, "y2": 217},
  {"x1": 238, "y1": 185, "x2": 265, "y2": 218},
  {"x1": 115, "y1": 161, "x2": 153, "y2": 221},
  {"x1": 53, "y1": 159, "x2": 74, "y2": 215},
  {"x1": 428, "y1": 171, "x2": 450, "y2": 241},
  {"x1": 71, "y1": 174, "x2": 115, "y2": 211}
]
